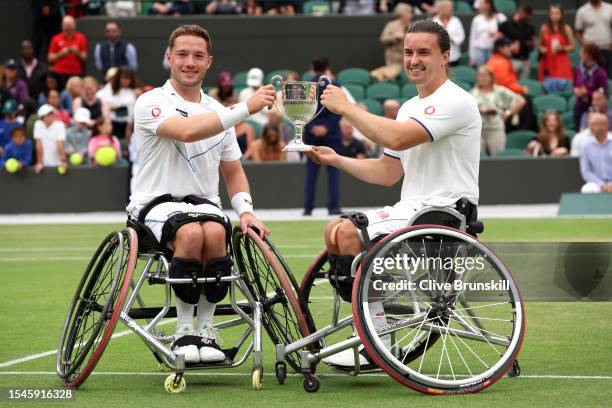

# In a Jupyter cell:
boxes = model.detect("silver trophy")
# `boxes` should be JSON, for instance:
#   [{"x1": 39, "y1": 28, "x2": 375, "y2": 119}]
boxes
[{"x1": 270, "y1": 74, "x2": 332, "y2": 152}]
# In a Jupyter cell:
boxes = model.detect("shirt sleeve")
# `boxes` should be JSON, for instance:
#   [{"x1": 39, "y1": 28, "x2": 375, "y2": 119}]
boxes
[
  {"x1": 574, "y1": 9, "x2": 584, "y2": 31},
  {"x1": 133, "y1": 91, "x2": 176, "y2": 137},
  {"x1": 220, "y1": 126, "x2": 243, "y2": 161},
  {"x1": 383, "y1": 148, "x2": 401, "y2": 159},
  {"x1": 580, "y1": 144, "x2": 604, "y2": 185}
]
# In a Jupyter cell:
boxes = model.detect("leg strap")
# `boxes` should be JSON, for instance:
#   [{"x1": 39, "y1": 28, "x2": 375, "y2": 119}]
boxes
[
  {"x1": 169, "y1": 257, "x2": 204, "y2": 304},
  {"x1": 328, "y1": 254, "x2": 355, "y2": 303},
  {"x1": 340, "y1": 211, "x2": 372, "y2": 250},
  {"x1": 203, "y1": 256, "x2": 232, "y2": 303}
]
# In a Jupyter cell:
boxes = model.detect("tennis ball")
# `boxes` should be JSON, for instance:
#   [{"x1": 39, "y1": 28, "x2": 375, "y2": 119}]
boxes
[
  {"x1": 4, "y1": 158, "x2": 19, "y2": 173},
  {"x1": 69, "y1": 153, "x2": 83, "y2": 166},
  {"x1": 94, "y1": 146, "x2": 117, "y2": 167},
  {"x1": 57, "y1": 166, "x2": 67, "y2": 175}
]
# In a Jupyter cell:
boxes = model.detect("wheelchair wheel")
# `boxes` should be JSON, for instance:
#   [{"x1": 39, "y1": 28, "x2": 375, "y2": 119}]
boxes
[
  {"x1": 352, "y1": 225, "x2": 525, "y2": 394},
  {"x1": 232, "y1": 227, "x2": 315, "y2": 372},
  {"x1": 57, "y1": 228, "x2": 137, "y2": 388}
]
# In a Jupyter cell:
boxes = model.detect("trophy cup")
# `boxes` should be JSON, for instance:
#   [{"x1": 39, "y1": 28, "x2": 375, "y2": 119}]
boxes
[{"x1": 270, "y1": 75, "x2": 332, "y2": 152}]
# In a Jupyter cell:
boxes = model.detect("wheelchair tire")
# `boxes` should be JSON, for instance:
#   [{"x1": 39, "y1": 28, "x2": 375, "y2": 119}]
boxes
[
  {"x1": 352, "y1": 225, "x2": 525, "y2": 394},
  {"x1": 232, "y1": 227, "x2": 315, "y2": 372},
  {"x1": 57, "y1": 228, "x2": 137, "y2": 388}
]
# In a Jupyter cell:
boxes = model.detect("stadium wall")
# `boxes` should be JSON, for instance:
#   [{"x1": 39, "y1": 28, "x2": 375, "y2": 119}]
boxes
[{"x1": 1, "y1": 158, "x2": 584, "y2": 214}]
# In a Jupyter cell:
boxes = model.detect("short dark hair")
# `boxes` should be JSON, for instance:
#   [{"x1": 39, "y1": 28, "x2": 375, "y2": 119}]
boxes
[
  {"x1": 311, "y1": 56, "x2": 329, "y2": 74},
  {"x1": 11, "y1": 127, "x2": 25, "y2": 137},
  {"x1": 519, "y1": 4, "x2": 533, "y2": 15},
  {"x1": 404, "y1": 20, "x2": 451, "y2": 54},
  {"x1": 168, "y1": 24, "x2": 212, "y2": 53}
]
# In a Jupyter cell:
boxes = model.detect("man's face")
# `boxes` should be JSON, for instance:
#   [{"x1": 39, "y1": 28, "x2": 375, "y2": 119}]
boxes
[
  {"x1": 168, "y1": 35, "x2": 213, "y2": 88},
  {"x1": 20, "y1": 42, "x2": 34, "y2": 60},
  {"x1": 400, "y1": 11, "x2": 412, "y2": 26},
  {"x1": 12, "y1": 131, "x2": 25, "y2": 146},
  {"x1": 105, "y1": 23, "x2": 120, "y2": 42},
  {"x1": 42, "y1": 112, "x2": 55, "y2": 126},
  {"x1": 383, "y1": 102, "x2": 400, "y2": 119},
  {"x1": 592, "y1": 92, "x2": 608, "y2": 111},
  {"x1": 62, "y1": 16, "x2": 76, "y2": 36},
  {"x1": 589, "y1": 116, "x2": 608, "y2": 140},
  {"x1": 498, "y1": 44, "x2": 512, "y2": 58},
  {"x1": 340, "y1": 121, "x2": 353, "y2": 139},
  {"x1": 517, "y1": 10, "x2": 531, "y2": 23},
  {"x1": 404, "y1": 32, "x2": 448, "y2": 86},
  {"x1": 268, "y1": 111, "x2": 281, "y2": 127}
]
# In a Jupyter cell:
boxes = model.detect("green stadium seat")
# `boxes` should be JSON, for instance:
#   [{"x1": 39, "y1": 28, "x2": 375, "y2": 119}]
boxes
[
  {"x1": 338, "y1": 68, "x2": 371, "y2": 87},
  {"x1": 366, "y1": 82, "x2": 400, "y2": 101},
  {"x1": 345, "y1": 84, "x2": 365, "y2": 100},
  {"x1": 302, "y1": 70, "x2": 314, "y2": 81},
  {"x1": 246, "y1": 119, "x2": 262, "y2": 138},
  {"x1": 140, "y1": 0, "x2": 154, "y2": 15},
  {"x1": 359, "y1": 98, "x2": 383, "y2": 116},
  {"x1": 402, "y1": 83, "x2": 418, "y2": 98},
  {"x1": 506, "y1": 130, "x2": 536, "y2": 149},
  {"x1": 303, "y1": 0, "x2": 331, "y2": 15},
  {"x1": 265, "y1": 69, "x2": 289, "y2": 85},
  {"x1": 455, "y1": 80, "x2": 472, "y2": 92},
  {"x1": 451, "y1": 66, "x2": 477, "y2": 85},
  {"x1": 561, "y1": 111, "x2": 575, "y2": 131},
  {"x1": 397, "y1": 71, "x2": 409, "y2": 85},
  {"x1": 609, "y1": 80, "x2": 612, "y2": 97},
  {"x1": 233, "y1": 71, "x2": 248, "y2": 87},
  {"x1": 495, "y1": 148, "x2": 527, "y2": 157},
  {"x1": 568, "y1": 49, "x2": 581, "y2": 67},
  {"x1": 454, "y1": 0, "x2": 473, "y2": 13},
  {"x1": 494, "y1": 0, "x2": 516, "y2": 14},
  {"x1": 480, "y1": 150, "x2": 489, "y2": 158},
  {"x1": 458, "y1": 53, "x2": 470, "y2": 66},
  {"x1": 519, "y1": 79, "x2": 543, "y2": 96},
  {"x1": 533, "y1": 94, "x2": 567, "y2": 115}
]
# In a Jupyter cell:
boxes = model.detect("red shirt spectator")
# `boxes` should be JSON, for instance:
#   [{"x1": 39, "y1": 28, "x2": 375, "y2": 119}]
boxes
[
  {"x1": 48, "y1": 15, "x2": 87, "y2": 77},
  {"x1": 487, "y1": 38, "x2": 528, "y2": 95}
]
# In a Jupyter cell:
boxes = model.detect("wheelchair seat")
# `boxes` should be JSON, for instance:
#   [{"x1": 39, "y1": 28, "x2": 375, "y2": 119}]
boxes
[
  {"x1": 409, "y1": 199, "x2": 484, "y2": 237},
  {"x1": 126, "y1": 218, "x2": 172, "y2": 257}
]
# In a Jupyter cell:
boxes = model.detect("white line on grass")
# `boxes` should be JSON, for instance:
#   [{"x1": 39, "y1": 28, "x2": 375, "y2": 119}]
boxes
[{"x1": 0, "y1": 255, "x2": 318, "y2": 262}]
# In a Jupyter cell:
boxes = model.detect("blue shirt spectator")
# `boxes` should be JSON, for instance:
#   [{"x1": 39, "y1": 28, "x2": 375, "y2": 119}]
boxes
[
  {"x1": 0, "y1": 100, "x2": 21, "y2": 149},
  {"x1": 580, "y1": 114, "x2": 612, "y2": 194},
  {"x1": 1, "y1": 127, "x2": 32, "y2": 166},
  {"x1": 94, "y1": 21, "x2": 138, "y2": 77}
]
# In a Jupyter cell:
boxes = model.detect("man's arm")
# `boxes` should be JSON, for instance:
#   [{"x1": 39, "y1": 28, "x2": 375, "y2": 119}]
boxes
[{"x1": 320, "y1": 85, "x2": 430, "y2": 151}]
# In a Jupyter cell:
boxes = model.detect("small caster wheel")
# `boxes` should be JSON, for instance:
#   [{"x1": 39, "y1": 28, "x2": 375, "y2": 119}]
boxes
[
  {"x1": 164, "y1": 374, "x2": 186, "y2": 394},
  {"x1": 508, "y1": 360, "x2": 521, "y2": 378},
  {"x1": 303, "y1": 374, "x2": 320, "y2": 393},
  {"x1": 252, "y1": 367, "x2": 263, "y2": 391},
  {"x1": 275, "y1": 362, "x2": 287, "y2": 385}
]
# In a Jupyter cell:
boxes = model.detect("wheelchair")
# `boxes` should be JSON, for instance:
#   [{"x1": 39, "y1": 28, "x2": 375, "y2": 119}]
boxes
[
  {"x1": 56, "y1": 217, "x2": 315, "y2": 393},
  {"x1": 273, "y1": 200, "x2": 525, "y2": 394}
]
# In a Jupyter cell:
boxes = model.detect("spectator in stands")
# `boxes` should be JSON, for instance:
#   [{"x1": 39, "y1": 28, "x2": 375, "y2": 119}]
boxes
[
  {"x1": 73, "y1": 76, "x2": 108, "y2": 122},
  {"x1": 341, "y1": 0, "x2": 377, "y2": 15},
  {"x1": 94, "y1": 21, "x2": 139, "y2": 78},
  {"x1": 38, "y1": 71, "x2": 60, "y2": 106},
  {"x1": 246, "y1": 124, "x2": 286, "y2": 162},
  {"x1": 580, "y1": 89, "x2": 612, "y2": 130},
  {"x1": 468, "y1": 0, "x2": 506, "y2": 67},
  {"x1": 383, "y1": 98, "x2": 400, "y2": 119},
  {"x1": 472, "y1": 65, "x2": 525, "y2": 155},
  {"x1": 372, "y1": 3, "x2": 412, "y2": 81},
  {"x1": 267, "y1": 109, "x2": 293, "y2": 146},
  {"x1": 572, "y1": 112, "x2": 612, "y2": 157},
  {"x1": 47, "y1": 15, "x2": 87, "y2": 88},
  {"x1": 208, "y1": 71, "x2": 237, "y2": 107},
  {"x1": 17, "y1": 40, "x2": 48, "y2": 100},
  {"x1": 338, "y1": 118, "x2": 366, "y2": 159},
  {"x1": 47, "y1": 89, "x2": 70, "y2": 127},
  {"x1": 390, "y1": 0, "x2": 434, "y2": 15},
  {"x1": 239, "y1": 68, "x2": 268, "y2": 126},
  {"x1": 242, "y1": 0, "x2": 264, "y2": 15},
  {"x1": 304, "y1": 56, "x2": 343, "y2": 216},
  {"x1": 0, "y1": 100, "x2": 22, "y2": 155},
  {"x1": 526, "y1": 111, "x2": 570, "y2": 157},
  {"x1": 234, "y1": 120, "x2": 255, "y2": 155},
  {"x1": 498, "y1": 4, "x2": 535, "y2": 80},
  {"x1": 206, "y1": 0, "x2": 243, "y2": 14},
  {"x1": 537, "y1": 4, "x2": 575, "y2": 94},
  {"x1": 98, "y1": 67, "x2": 139, "y2": 142},
  {"x1": 487, "y1": 38, "x2": 528, "y2": 95},
  {"x1": 264, "y1": 0, "x2": 300, "y2": 14},
  {"x1": 33, "y1": 103, "x2": 66, "y2": 173},
  {"x1": 88, "y1": 117, "x2": 122, "y2": 166},
  {"x1": 432, "y1": 0, "x2": 465, "y2": 67},
  {"x1": 60, "y1": 76, "x2": 82, "y2": 116},
  {"x1": 573, "y1": 43, "x2": 609, "y2": 131},
  {"x1": 31, "y1": 0, "x2": 62, "y2": 60},
  {"x1": 0, "y1": 127, "x2": 32, "y2": 168},
  {"x1": 580, "y1": 114, "x2": 612, "y2": 193},
  {"x1": 1, "y1": 59, "x2": 29, "y2": 105},
  {"x1": 65, "y1": 107, "x2": 92, "y2": 160},
  {"x1": 574, "y1": 0, "x2": 612, "y2": 78},
  {"x1": 105, "y1": 0, "x2": 139, "y2": 17},
  {"x1": 148, "y1": 1, "x2": 195, "y2": 15}
]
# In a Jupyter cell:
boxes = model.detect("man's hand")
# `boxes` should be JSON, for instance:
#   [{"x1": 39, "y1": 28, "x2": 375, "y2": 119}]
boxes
[
  {"x1": 321, "y1": 85, "x2": 351, "y2": 115},
  {"x1": 240, "y1": 212, "x2": 269, "y2": 237},
  {"x1": 33, "y1": 163, "x2": 43, "y2": 174},
  {"x1": 311, "y1": 125, "x2": 328, "y2": 137},
  {"x1": 602, "y1": 183, "x2": 612, "y2": 193},
  {"x1": 305, "y1": 146, "x2": 340, "y2": 166},
  {"x1": 246, "y1": 85, "x2": 276, "y2": 114}
]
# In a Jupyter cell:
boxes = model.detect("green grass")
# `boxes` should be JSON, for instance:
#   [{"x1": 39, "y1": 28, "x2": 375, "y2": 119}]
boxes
[{"x1": 0, "y1": 219, "x2": 611, "y2": 407}]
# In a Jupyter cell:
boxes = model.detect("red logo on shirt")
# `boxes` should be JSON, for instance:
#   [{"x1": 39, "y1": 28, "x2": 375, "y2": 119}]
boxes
[
  {"x1": 151, "y1": 107, "x2": 161, "y2": 117},
  {"x1": 377, "y1": 211, "x2": 389, "y2": 219},
  {"x1": 424, "y1": 105, "x2": 436, "y2": 115}
]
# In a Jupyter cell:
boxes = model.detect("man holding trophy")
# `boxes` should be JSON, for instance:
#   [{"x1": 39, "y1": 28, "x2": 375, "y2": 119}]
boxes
[{"x1": 306, "y1": 20, "x2": 482, "y2": 367}]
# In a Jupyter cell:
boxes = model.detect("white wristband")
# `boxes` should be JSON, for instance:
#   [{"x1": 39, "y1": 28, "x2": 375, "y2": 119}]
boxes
[
  {"x1": 231, "y1": 192, "x2": 254, "y2": 217},
  {"x1": 217, "y1": 101, "x2": 250, "y2": 130}
]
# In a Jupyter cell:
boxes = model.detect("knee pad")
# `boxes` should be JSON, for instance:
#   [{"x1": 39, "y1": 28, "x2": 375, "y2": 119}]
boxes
[
  {"x1": 328, "y1": 254, "x2": 355, "y2": 303},
  {"x1": 170, "y1": 257, "x2": 204, "y2": 304},
  {"x1": 203, "y1": 256, "x2": 232, "y2": 303}
]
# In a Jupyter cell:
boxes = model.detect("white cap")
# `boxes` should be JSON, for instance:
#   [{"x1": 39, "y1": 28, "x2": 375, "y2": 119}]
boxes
[
  {"x1": 74, "y1": 107, "x2": 91, "y2": 123},
  {"x1": 37, "y1": 104, "x2": 55, "y2": 118},
  {"x1": 246, "y1": 67, "x2": 264, "y2": 87}
]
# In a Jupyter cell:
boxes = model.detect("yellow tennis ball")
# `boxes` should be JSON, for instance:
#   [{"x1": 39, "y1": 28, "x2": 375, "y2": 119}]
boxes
[
  {"x1": 4, "y1": 158, "x2": 19, "y2": 173},
  {"x1": 94, "y1": 146, "x2": 117, "y2": 167},
  {"x1": 69, "y1": 153, "x2": 83, "y2": 166},
  {"x1": 57, "y1": 166, "x2": 67, "y2": 175}
]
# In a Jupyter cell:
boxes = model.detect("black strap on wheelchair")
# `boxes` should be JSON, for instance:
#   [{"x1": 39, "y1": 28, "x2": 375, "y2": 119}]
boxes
[
  {"x1": 340, "y1": 211, "x2": 372, "y2": 250},
  {"x1": 455, "y1": 198, "x2": 484, "y2": 236},
  {"x1": 137, "y1": 194, "x2": 174, "y2": 224}
]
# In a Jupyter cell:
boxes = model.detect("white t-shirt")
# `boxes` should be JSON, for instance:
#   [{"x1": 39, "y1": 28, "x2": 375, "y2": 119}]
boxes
[
  {"x1": 126, "y1": 80, "x2": 242, "y2": 216},
  {"x1": 33, "y1": 120, "x2": 66, "y2": 166},
  {"x1": 384, "y1": 80, "x2": 481, "y2": 207},
  {"x1": 97, "y1": 84, "x2": 137, "y2": 123},
  {"x1": 469, "y1": 13, "x2": 507, "y2": 54},
  {"x1": 575, "y1": 2, "x2": 612, "y2": 50},
  {"x1": 433, "y1": 16, "x2": 465, "y2": 63}
]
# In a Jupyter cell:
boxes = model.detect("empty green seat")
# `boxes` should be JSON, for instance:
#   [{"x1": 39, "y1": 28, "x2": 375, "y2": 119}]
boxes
[
  {"x1": 494, "y1": 0, "x2": 516, "y2": 14},
  {"x1": 455, "y1": 80, "x2": 472, "y2": 92},
  {"x1": 338, "y1": 68, "x2": 371, "y2": 87},
  {"x1": 359, "y1": 98, "x2": 383, "y2": 116},
  {"x1": 533, "y1": 94, "x2": 567, "y2": 115},
  {"x1": 506, "y1": 130, "x2": 536, "y2": 149},
  {"x1": 454, "y1": 0, "x2": 473, "y2": 13},
  {"x1": 303, "y1": 0, "x2": 331, "y2": 15},
  {"x1": 402, "y1": 83, "x2": 418, "y2": 98},
  {"x1": 519, "y1": 79, "x2": 543, "y2": 96},
  {"x1": 452, "y1": 66, "x2": 477, "y2": 85},
  {"x1": 561, "y1": 111, "x2": 575, "y2": 131},
  {"x1": 246, "y1": 119, "x2": 262, "y2": 138},
  {"x1": 366, "y1": 82, "x2": 400, "y2": 101},
  {"x1": 345, "y1": 84, "x2": 365, "y2": 100},
  {"x1": 233, "y1": 71, "x2": 248, "y2": 87}
]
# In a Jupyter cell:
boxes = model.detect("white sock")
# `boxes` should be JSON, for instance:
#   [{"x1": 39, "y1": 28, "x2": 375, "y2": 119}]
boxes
[
  {"x1": 196, "y1": 295, "x2": 216, "y2": 334},
  {"x1": 175, "y1": 297, "x2": 195, "y2": 337}
]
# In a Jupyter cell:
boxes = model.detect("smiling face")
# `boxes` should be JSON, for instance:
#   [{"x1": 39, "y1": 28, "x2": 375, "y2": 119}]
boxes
[
  {"x1": 403, "y1": 32, "x2": 449, "y2": 87},
  {"x1": 168, "y1": 35, "x2": 213, "y2": 89}
]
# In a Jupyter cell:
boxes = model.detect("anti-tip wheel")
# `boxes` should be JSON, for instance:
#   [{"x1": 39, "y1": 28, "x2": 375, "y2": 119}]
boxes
[
  {"x1": 164, "y1": 374, "x2": 186, "y2": 394},
  {"x1": 508, "y1": 360, "x2": 521, "y2": 378},
  {"x1": 252, "y1": 368, "x2": 263, "y2": 391},
  {"x1": 275, "y1": 362, "x2": 287, "y2": 385},
  {"x1": 303, "y1": 374, "x2": 320, "y2": 393}
]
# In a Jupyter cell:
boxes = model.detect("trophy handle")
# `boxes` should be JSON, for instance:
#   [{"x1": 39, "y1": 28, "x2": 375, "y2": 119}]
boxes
[
  {"x1": 311, "y1": 75, "x2": 333, "y2": 122},
  {"x1": 269, "y1": 75, "x2": 287, "y2": 119}
]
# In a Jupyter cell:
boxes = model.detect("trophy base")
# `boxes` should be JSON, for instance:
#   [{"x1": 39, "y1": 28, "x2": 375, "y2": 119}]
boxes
[{"x1": 284, "y1": 144, "x2": 313, "y2": 152}]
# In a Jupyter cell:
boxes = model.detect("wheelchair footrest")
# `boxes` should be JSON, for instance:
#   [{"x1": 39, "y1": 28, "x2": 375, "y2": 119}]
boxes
[
  {"x1": 185, "y1": 356, "x2": 235, "y2": 368},
  {"x1": 126, "y1": 304, "x2": 252, "y2": 320}
]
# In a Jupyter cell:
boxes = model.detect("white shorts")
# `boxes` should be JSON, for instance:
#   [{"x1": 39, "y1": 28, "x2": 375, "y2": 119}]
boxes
[
  {"x1": 361, "y1": 201, "x2": 422, "y2": 241},
  {"x1": 140, "y1": 202, "x2": 228, "y2": 248}
]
